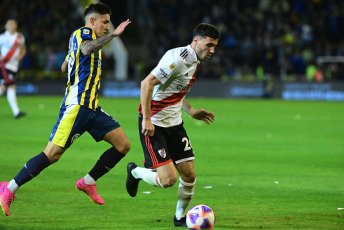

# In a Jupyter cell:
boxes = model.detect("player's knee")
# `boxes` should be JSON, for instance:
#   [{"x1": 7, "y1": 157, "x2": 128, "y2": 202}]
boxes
[
  {"x1": 182, "y1": 171, "x2": 196, "y2": 183},
  {"x1": 47, "y1": 153, "x2": 63, "y2": 164},
  {"x1": 116, "y1": 141, "x2": 131, "y2": 155},
  {"x1": 44, "y1": 149, "x2": 64, "y2": 164},
  {"x1": 161, "y1": 176, "x2": 178, "y2": 188}
]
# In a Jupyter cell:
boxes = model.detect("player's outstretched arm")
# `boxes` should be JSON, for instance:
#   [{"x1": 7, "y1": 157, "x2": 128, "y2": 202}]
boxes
[
  {"x1": 112, "y1": 19, "x2": 131, "y2": 37},
  {"x1": 182, "y1": 99, "x2": 215, "y2": 124},
  {"x1": 81, "y1": 19, "x2": 131, "y2": 56}
]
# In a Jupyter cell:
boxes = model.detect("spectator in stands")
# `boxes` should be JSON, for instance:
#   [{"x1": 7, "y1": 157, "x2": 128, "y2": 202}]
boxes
[
  {"x1": 0, "y1": 19, "x2": 26, "y2": 118},
  {"x1": 146, "y1": 0, "x2": 344, "y2": 81},
  {"x1": 2, "y1": 0, "x2": 344, "y2": 81}
]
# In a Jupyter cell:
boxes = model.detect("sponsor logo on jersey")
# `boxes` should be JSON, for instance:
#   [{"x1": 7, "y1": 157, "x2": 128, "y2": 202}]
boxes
[
  {"x1": 169, "y1": 63, "x2": 176, "y2": 70},
  {"x1": 71, "y1": 133, "x2": 81, "y2": 144},
  {"x1": 158, "y1": 148, "x2": 166, "y2": 158},
  {"x1": 83, "y1": 29, "x2": 90, "y2": 35},
  {"x1": 177, "y1": 84, "x2": 192, "y2": 92}
]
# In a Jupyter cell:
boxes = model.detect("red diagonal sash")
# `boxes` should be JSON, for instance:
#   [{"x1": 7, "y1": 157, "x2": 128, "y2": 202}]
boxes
[
  {"x1": 138, "y1": 63, "x2": 200, "y2": 117},
  {"x1": 2, "y1": 33, "x2": 22, "y2": 63},
  {"x1": 1, "y1": 34, "x2": 22, "y2": 84}
]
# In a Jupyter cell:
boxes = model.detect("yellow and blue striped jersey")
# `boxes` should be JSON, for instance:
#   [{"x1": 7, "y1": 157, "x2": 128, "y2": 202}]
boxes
[{"x1": 61, "y1": 27, "x2": 101, "y2": 111}]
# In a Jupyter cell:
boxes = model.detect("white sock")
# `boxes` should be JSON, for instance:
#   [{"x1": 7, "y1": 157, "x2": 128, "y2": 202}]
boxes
[
  {"x1": 83, "y1": 174, "x2": 96, "y2": 184},
  {"x1": 8, "y1": 179, "x2": 19, "y2": 193},
  {"x1": 7, "y1": 87, "x2": 20, "y2": 116},
  {"x1": 175, "y1": 177, "x2": 196, "y2": 220},
  {"x1": 132, "y1": 166, "x2": 164, "y2": 188}
]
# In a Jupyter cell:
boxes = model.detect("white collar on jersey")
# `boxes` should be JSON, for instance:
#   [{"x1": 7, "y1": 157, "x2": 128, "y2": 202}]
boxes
[
  {"x1": 185, "y1": 45, "x2": 199, "y2": 64},
  {"x1": 5, "y1": 30, "x2": 18, "y2": 37}
]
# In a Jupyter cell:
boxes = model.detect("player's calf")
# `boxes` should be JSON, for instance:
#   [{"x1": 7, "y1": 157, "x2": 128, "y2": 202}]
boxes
[{"x1": 175, "y1": 177, "x2": 196, "y2": 221}]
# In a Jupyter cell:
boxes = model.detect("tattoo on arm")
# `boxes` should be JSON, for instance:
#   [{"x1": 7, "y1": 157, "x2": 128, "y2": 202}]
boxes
[{"x1": 80, "y1": 34, "x2": 115, "y2": 55}]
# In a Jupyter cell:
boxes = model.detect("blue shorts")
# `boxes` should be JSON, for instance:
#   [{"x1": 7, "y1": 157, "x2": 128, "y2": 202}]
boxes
[{"x1": 49, "y1": 104, "x2": 120, "y2": 148}]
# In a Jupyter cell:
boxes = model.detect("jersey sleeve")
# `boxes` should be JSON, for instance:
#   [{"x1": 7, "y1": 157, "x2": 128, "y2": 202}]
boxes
[
  {"x1": 151, "y1": 49, "x2": 180, "y2": 84},
  {"x1": 80, "y1": 28, "x2": 93, "y2": 41}
]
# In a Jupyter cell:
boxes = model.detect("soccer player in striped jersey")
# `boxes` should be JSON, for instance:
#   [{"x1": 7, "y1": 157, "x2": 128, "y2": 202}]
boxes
[
  {"x1": 0, "y1": 3, "x2": 131, "y2": 216},
  {"x1": 126, "y1": 23, "x2": 219, "y2": 227},
  {"x1": 0, "y1": 19, "x2": 27, "y2": 119}
]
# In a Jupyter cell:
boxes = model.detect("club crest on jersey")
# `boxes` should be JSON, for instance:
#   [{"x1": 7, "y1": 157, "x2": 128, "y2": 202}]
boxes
[
  {"x1": 71, "y1": 133, "x2": 81, "y2": 144},
  {"x1": 158, "y1": 148, "x2": 166, "y2": 158},
  {"x1": 169, "y1": 63, "x2": 176, "y2": 70}
]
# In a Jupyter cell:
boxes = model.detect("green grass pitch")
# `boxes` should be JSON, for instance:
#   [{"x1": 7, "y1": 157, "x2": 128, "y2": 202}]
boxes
[{"x1": 0, "y1": 96, "x2": 343, "y2": 229}]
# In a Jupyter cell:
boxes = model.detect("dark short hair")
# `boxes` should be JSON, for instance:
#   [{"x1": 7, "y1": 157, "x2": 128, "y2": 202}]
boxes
[
  {"x1": 84, "y1": 3, "x2": 112, "y2": 18},
  {"x1": 193, "y1": 23, "x2": 220, "y2": 40}
]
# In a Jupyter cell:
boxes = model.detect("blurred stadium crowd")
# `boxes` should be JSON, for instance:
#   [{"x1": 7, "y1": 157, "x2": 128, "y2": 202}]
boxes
[
  {"x1": 1, "y1": 0, "x2": 344, "y2": 82},
  {"x1": 147, "y1": 0, "x2": 344, "y2": 82},
  {"x1": 0, "y1": 0, "x2": 84, "y2": 81}
]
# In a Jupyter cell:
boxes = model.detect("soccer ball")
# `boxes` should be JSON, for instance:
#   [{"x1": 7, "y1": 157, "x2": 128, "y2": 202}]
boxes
[{"x1": 186, "y1": 204, "x2": 215, "y2": 229}]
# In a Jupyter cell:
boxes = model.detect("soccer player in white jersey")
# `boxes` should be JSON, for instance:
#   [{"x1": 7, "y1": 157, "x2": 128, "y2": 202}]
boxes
[
  {"x1": 0, "y1": 19, "x2": 27, "y2": 119},
  {"x1": 126, "y1": 23, "x2": 219, "y2": 227}
]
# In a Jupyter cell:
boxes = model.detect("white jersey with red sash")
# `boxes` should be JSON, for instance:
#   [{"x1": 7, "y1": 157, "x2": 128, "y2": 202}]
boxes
[
  {"x1": 138, "y1": 45, "x2": 200, "y2": 127},
  {"x1": 0, "y1": 31, "x2": 25, "y2": 72}
]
